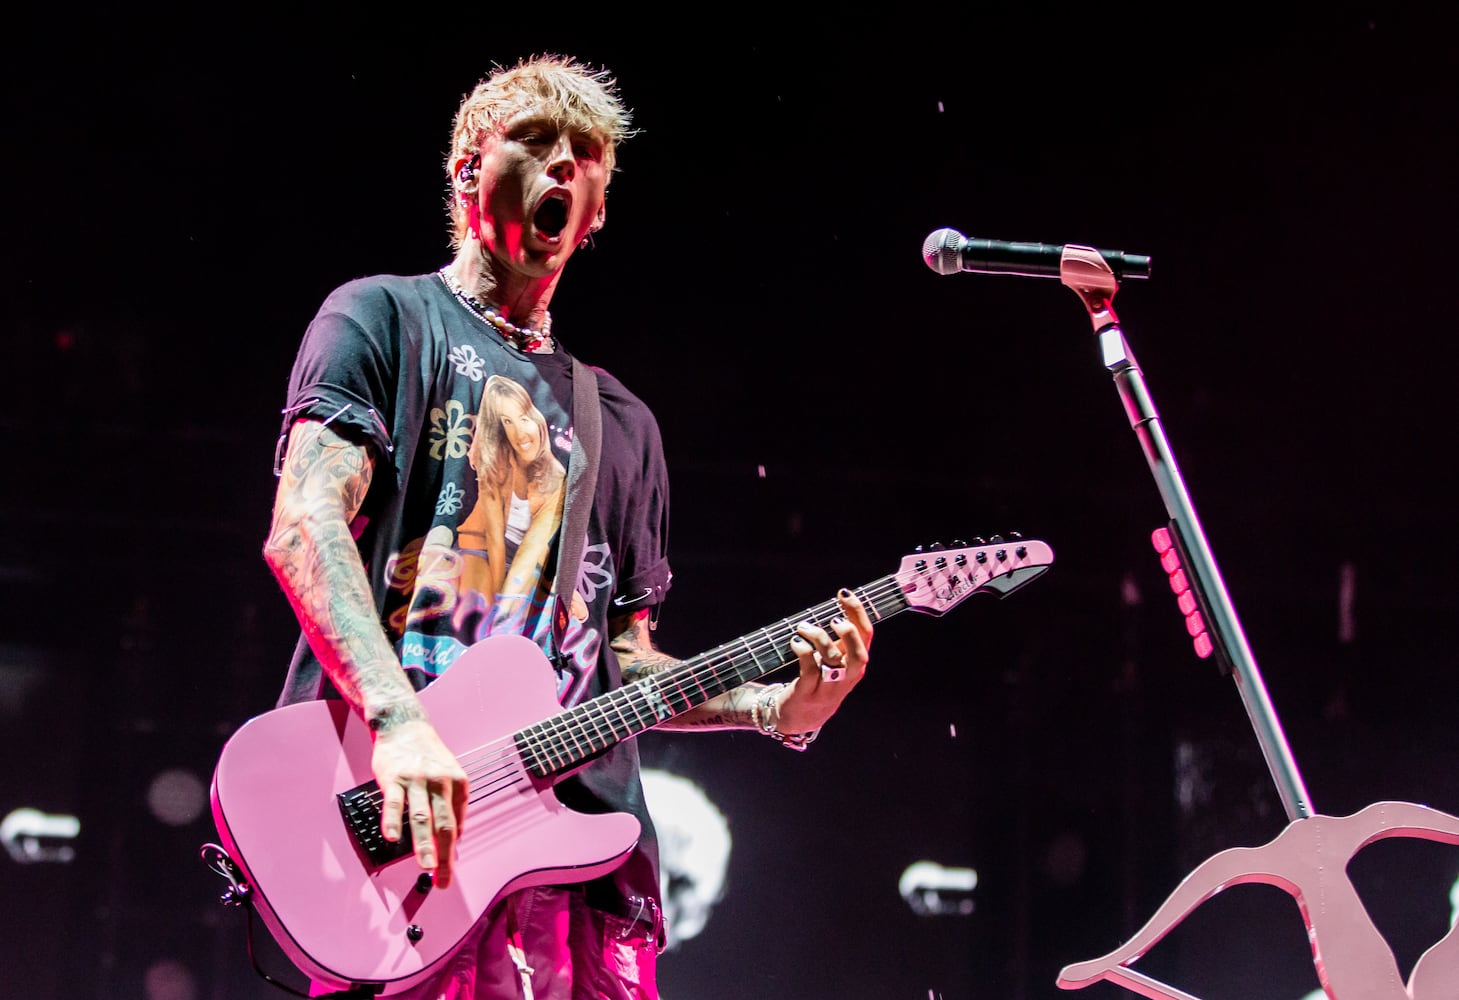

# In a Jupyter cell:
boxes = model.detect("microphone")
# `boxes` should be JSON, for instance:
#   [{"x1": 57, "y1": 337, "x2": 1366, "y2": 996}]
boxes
[{"x1": 922, "y1": 228, "x2": 1152, "y2": 280}]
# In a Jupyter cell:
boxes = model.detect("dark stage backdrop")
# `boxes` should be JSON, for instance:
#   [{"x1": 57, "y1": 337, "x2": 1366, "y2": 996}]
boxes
[{"x1": 4, "y1": 6, "x2": 1459, "y2": 999}]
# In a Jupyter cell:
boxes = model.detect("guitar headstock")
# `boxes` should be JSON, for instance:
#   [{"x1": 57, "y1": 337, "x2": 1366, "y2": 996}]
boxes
[{"x1": 896, "y1": 535, "x2": 1054, "y2": 616}]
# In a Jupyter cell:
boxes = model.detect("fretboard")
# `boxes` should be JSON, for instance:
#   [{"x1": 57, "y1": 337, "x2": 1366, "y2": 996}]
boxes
[{"x1": 515, "y1": 575, "x2": 911, "y2": 778}]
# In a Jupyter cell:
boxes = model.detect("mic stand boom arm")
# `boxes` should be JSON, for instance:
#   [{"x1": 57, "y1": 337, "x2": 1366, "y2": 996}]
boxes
[{"x1": 1057, "y1": 246, "x2": 1314, "y2": 822}]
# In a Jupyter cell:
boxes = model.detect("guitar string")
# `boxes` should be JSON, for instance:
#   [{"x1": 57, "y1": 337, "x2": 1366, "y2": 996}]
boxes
[
  {"x1": 354, "y1": 576, "x2": 914, "y2": 821},
  {"x1": 354, "y1": 566, "x2": 977, "y2": 820},
  {"x1": 498, "y1": 558, "x2": 1017, "y2": 776},
  {"x1": 508, "y1": 594, "x2": 855, "y2": 772},
  {"x1": 353, "y1": 589, "x2": 867, "y2": 819},
  {"x1": 355, "y1": 556, "x2": 1026, "y2": 818}
]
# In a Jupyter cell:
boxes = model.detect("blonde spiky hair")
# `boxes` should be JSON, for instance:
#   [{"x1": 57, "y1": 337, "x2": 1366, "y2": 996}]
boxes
[{"x1": 446, "y1": 54, "x2": 636, "y2": 249}]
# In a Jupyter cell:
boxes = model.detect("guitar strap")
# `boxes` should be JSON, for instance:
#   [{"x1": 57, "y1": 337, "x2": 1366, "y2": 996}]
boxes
[{"x1": 550, "y1": 357, "x2": 600, "y2": 667}]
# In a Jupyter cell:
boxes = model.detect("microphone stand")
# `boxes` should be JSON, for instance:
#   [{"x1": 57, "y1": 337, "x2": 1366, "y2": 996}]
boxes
[{"x1": 1056, "y1": 247, "x2": 1313, "y2": 822}]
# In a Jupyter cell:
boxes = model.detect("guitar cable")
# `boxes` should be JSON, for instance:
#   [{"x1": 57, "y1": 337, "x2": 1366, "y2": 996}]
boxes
[{"x1": 200, "y1": 842, "x2": 353, "y2": 998}]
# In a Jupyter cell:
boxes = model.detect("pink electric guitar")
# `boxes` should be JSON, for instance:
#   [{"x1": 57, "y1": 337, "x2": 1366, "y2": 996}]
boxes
[{"x1": 208, "y1": 537, "x2": 1053, "y2": 994}]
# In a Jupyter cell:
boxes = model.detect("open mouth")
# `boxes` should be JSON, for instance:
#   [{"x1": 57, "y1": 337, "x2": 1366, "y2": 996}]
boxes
[{"x1": 534, "y1": 195, "x2": 568, "y2": 239}]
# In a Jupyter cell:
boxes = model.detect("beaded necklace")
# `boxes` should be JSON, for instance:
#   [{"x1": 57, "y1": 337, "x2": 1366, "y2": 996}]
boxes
[{"x1": 438, "y1": 267, "x2": 553, "y2": 353}]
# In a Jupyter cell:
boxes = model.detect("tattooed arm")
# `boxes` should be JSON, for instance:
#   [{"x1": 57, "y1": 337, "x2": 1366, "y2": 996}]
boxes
[
  {"x1": 609, "y1": 587, "x2": 874, "y2": 736},
  {"x1": 263, "y1": 418, "x2": 469, "y2": 888},
  {"x1": 611, "y1": 607, "x2": 761, "y2": 729}
]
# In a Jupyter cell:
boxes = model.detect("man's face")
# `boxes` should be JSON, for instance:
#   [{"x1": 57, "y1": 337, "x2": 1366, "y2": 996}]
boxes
[{"x1": 469, "y1": 106, "x2": 608, "y2": 277}]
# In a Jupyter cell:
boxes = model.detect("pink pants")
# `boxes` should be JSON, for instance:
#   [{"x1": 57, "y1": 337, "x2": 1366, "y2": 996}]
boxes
[{"x1": 313, "y1": 885, "x2": 660, "y2": 1000}]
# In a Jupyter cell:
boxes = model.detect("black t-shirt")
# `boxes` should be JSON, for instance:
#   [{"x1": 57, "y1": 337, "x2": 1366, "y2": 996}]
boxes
[{"x1": 273, "y1": 269, "x2": 673, "y2": 912}]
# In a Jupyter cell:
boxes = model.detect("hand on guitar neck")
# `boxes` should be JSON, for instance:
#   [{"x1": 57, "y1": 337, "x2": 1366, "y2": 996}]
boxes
[{"x1": 761, "y1": 587, "x2": 874, "y2": 741}]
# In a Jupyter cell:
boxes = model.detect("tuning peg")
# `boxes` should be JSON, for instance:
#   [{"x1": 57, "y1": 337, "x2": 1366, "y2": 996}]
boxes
[
  {"x1": 1008, "y1": 531, "x2": 1023, "y2": 540},
  {"x1": 969, "y1": 536, "x2": 986, "y2": 546},
  {"x1": 927, "y1": 541, "x2": 946, "y2": 550},
  {"x1": 951, "y1": 539, "x2": 967, "y2": 547},
  {"x1": 988, "y1": 534, "x2": 1004, "y2": 543}
]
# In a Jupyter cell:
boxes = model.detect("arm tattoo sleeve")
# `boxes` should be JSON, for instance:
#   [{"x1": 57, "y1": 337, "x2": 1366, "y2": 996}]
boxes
[{"x1": 263, "y1": 419, "x2": 423, "y2": 731}]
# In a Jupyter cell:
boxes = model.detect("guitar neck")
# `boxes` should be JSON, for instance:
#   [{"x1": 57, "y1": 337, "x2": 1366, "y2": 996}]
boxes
[{"x1": 516, "y1": 576, "x2": 909, "y2": 778}]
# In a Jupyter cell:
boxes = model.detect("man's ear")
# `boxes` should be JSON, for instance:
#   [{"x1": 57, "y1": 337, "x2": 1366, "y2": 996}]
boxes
[
  {"x1": 454, "y1": 152, "x2": 481, "y2": 196},
  {"x1": 590, "y1": 200, "x2": 606, "y2": 233}
]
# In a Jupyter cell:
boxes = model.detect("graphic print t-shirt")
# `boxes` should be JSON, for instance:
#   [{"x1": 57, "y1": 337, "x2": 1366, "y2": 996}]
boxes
[{"x1": 272, "y1": 271, "x2": 673, "y2": 910}]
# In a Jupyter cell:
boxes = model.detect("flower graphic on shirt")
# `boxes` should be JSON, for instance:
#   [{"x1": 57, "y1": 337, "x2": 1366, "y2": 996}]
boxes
[
  {"x1": 436, "y1": 482, "x2": 466, "y2": 516},
  {"x1": 428, "y1": 400, "x2": 473, "y2": 460},
  {"x1": 449, "y1": 343, "x2": 486, "y2": 381},
  {"x1": 575, "y1": 542, "x2": 615, "y2": 604}
]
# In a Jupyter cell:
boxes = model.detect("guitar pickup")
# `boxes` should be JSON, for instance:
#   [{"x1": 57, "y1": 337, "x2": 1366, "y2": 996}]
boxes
[{"x1": 337, "y1": 782, "x2": 413, "y2": 866}]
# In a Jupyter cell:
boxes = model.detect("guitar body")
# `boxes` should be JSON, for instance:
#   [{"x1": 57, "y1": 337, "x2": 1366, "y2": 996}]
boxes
[{"x1": 210, "y1": 633, "x2": 641, "y2": 994}]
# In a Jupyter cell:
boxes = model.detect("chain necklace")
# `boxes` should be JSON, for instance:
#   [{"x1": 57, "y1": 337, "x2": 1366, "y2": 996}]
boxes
[{"x1": 438, "y1": 267, "x2": 553, "y2": 353}]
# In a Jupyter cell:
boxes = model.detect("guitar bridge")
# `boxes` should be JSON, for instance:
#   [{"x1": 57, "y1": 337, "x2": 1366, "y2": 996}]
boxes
[{"x1": 337, "y1": 781, "x2": 413, "y2": 866}]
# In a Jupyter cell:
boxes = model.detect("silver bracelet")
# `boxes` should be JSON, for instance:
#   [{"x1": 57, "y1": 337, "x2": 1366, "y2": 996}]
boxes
[{"x1": 751, "y1": 683, "x2": 820, "y2": 752}]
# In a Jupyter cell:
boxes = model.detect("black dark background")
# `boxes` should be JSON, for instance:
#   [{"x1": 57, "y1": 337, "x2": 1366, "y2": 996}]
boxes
[{"x1": 5, "y1": 5, "x2": 1459, "y2": 999}]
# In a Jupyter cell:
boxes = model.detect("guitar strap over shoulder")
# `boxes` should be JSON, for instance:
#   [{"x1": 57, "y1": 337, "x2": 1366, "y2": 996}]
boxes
[{"x1": 551, "y1": 358, "x2": 600, "y2": 662}]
